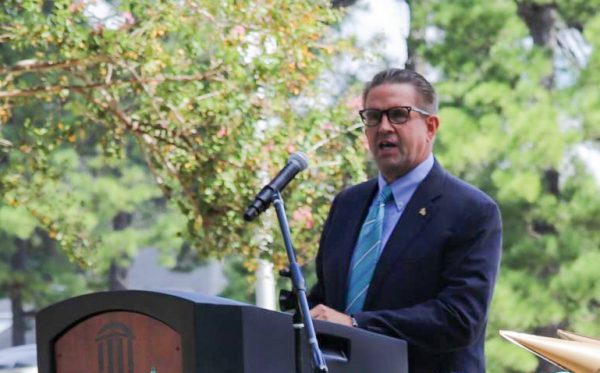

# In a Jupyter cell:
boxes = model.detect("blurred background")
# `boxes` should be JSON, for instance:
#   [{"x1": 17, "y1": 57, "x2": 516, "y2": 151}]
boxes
[{"x1": 1, "y1": 1, "x2": 599, "y2": 372}]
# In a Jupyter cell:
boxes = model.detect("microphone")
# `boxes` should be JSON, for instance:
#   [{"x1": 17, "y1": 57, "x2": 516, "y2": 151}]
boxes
[{"x1": 243, "y1": 152, "x2": 309, "y2": 221}]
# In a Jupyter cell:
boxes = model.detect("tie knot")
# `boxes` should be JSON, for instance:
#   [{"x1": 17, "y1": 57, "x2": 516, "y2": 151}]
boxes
[{"x1": 378, "y1": 186, "x2": 394, "y2": 204}]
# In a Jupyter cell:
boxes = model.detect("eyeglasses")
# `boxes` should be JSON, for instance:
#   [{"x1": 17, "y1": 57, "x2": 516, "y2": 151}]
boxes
[{"x1": 359, "y1": 106, "x2": 430, "y2": 127}]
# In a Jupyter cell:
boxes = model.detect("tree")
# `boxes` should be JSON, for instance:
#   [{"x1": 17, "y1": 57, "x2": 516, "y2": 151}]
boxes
[
  {"x1": 0, "y1": 110, "x2": 185, "y2": 343},
  {"x1": 1, "y1": 0, "x2": 365, "y2": 296},
  {"x1": 408, "y1": 1, "x2": 600, "y2": 372},
  {"x1": 1, "y1": 1, "x2": 221, "y2": 343},
  {"x1": 0, "y1": 202, "x2": 89, "y2": 346}
]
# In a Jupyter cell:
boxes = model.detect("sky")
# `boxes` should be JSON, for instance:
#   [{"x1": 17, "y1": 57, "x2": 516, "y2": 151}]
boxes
[{"x1": 340, "y1": 0, "x2": 410, "y2": 78}]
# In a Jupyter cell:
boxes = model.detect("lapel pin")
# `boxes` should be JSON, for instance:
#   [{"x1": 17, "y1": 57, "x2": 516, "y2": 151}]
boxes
[{"x1": 419, "y1": 207, "x2": 427, "y2": 217}]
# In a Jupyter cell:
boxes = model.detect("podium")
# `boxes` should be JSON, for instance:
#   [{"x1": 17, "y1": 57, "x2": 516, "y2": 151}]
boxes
[{"x1": 36, "y1": 290, "x2": 408, "y2": 372}]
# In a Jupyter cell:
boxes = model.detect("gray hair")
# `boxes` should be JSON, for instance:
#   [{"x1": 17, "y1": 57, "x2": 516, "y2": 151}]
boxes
[{"x1": 362, "y1": 68, "x2": 438, "y2": 113}]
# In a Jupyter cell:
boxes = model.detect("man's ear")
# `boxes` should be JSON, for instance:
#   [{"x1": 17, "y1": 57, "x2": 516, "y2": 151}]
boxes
[{"x1": 426, "y1": 115, "x2": 440, "y2": 140}]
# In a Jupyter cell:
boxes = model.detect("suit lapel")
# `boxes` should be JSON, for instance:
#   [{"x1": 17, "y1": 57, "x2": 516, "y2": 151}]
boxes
[
  {"x1": 332, "y1": 179, "x2": 378, "y2": 310},
  {"x1": 364, "y1": 162, "x2": 446, "y2": 309}
]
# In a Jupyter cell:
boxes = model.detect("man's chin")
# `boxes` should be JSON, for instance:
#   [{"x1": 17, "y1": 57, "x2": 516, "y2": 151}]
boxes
[{"x1": 376, "y1": 160, "x2": 408, "y2": 181}]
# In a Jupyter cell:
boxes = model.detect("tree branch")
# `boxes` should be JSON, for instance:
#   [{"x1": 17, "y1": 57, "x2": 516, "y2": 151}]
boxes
[
  {"x1": 0, "y1": 55, "x2": 110, "y2": 76},
  {"x1": 80, "y1": 92, "x2": 185, "y2": 149},
  {"x1": 306, "y1": 122, "x2": 363, "y2": 153},
  {"x1": 134, "y1": 134, "x2": 175, "y2": 200},
  {"x1": 119, "y1": 61, "x2": 171, "y2": 128},
  {"x1": 0, "y1": 71, "x2": 219, "y2": 99},
  {"x1": 139, "y1": 136, "x2": 203, "y2": 218},
  {"x1": 72, "y1": 70, "x2": 193, "y2": 151}
]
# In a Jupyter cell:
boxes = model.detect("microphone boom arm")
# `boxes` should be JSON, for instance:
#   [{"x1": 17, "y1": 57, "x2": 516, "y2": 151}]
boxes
[{"x1": 272, "y1": 191, "x2": 328, "y2": 373}]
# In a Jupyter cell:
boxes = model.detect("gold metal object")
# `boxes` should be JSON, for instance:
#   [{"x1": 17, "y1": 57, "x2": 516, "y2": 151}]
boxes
[
  {"x1": 558, "y1": 329, "x2": 600, "y2": 346},
  {"x1": 500, "y1": 330, "x2": 600, "y2": 373}
]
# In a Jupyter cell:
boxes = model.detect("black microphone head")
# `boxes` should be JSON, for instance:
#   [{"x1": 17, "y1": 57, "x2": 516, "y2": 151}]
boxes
[
  {"x1": 243, "y1": 206, "x2": 259, "y2": 222},
  {"x1": 243, "y1": 152, "x2": 308, "y2": 222},
  {"x1": 288, "y1": 152, "x2": 309, "y2": 171}
]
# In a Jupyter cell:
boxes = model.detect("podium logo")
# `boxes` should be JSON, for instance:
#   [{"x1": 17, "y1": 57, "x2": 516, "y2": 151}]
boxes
[{"x1": 95, "y1": 322, "x2": 135, "y2": 373}]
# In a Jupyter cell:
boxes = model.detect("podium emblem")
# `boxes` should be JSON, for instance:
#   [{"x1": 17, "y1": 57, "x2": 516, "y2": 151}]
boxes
[{"x1": 96, "y1": 322, "x2": 135, "y2": 373}]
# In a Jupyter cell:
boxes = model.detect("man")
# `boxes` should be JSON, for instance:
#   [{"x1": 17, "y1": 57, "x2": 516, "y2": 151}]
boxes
[{"x1": 308, "y1": 68, "x2": 502, "y2": 373}]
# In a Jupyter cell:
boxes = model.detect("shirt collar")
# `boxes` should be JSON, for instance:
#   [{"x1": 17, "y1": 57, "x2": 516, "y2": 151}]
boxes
[{"x1": 377, "y1": 153, "x2": 435, "y2": 211}]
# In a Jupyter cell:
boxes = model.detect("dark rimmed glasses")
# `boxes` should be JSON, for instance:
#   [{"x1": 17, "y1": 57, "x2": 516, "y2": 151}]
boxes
[{"x1": 359, "y1": 106, "x2": 430, "y2": 127}]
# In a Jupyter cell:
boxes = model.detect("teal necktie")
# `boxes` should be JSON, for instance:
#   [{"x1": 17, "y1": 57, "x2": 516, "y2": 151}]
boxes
[{"x1": 345, "y1": 186, "x2": 394, "y2": 315}]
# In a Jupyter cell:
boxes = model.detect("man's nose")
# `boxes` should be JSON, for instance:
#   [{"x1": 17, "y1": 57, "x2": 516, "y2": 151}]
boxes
[{"x1": 378, "y1": 114, "x2": 395, "y2": 131}]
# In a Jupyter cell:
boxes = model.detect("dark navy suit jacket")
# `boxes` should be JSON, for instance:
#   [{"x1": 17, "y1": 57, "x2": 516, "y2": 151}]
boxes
[{"x1": 308, "y1": 161, "x2": 502, "y2": 373}]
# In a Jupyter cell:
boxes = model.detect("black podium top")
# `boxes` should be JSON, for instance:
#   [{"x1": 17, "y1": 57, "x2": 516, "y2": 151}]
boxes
[{"x1": 36, "y1": 290, "x2": 407, "y2": 373}]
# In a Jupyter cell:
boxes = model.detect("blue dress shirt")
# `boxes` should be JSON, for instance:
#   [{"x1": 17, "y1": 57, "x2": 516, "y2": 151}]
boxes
[{"x1": 375, "y1": 153, "x2": 434, "y2": 258}]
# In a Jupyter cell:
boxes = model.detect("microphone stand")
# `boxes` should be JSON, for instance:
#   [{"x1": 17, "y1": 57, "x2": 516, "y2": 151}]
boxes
[{"x1": 272, "y1": 191, "x2": 328, "y2": 373}]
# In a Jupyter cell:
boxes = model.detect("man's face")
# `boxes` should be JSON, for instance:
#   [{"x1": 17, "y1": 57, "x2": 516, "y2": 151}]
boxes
[{"x1": 364, "y1": 83, "x2": 439, "y2": 182}]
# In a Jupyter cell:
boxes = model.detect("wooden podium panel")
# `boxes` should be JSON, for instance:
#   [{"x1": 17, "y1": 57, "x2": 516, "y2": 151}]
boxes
[{"x1": 54, "y1": 311, "x2": 182, "y2": 373}]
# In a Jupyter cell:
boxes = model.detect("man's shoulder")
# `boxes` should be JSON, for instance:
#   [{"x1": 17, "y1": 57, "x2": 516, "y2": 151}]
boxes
[{"x1": 439, "y1": 168, "x2": 499, "y2": 218}]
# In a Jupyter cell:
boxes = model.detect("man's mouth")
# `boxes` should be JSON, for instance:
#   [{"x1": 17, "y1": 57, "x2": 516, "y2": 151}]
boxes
[{"x1": 378, "y1": 140, "x2": 397, "y2": 149}]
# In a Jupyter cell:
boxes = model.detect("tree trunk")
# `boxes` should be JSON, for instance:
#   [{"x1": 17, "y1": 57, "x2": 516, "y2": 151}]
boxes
[
  {"x1": 10, "y1": 238, "x2": 27, "y2": 346},
  {"x1": 405, "y1": 1, "x2": 427, "y2": 74},
  {"x1": 517, "y1": 2, "x2": 558, "y2": 47},
  {"x1": 9, "y1": 288, "x2": 25, "y2": 346},
  {"x1": 517, "y1": 2, "x2": 558, "y2": 89},
  {"x1": 108, "y1": 259, "x2": 129, "y2": 291},
  {"x1": 108, "y1": 211, "x2": 133, "y2": 291},
  {"x1": 255, "y1": 259, "x2": 276, "y2": 310},
  {"x1": 253, "y1": 169, "x2": 277, "y2": 310},
  {"x1": 332, "y1": 0, "x2": 358, "y2": 8},
  {"x1": 517, "y1": 4, "x2": 565, "y2": 373}
]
